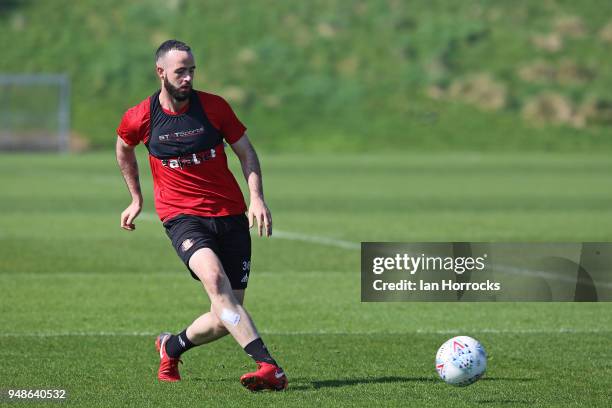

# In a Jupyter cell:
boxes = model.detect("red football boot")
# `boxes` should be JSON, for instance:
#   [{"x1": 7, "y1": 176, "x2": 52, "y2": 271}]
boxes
[
  {"x1": 240, "y1": 362, "x2": 288, "y2": 391},
  {"x1": 155, "y1": 332, "x2": 182, "y2": 382}
]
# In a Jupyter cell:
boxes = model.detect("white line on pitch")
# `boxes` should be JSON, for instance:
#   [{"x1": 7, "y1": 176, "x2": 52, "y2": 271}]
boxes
[
  {"x1": 270, "y1": 230, "x2": 359, "y2": 250},
  {"x1": 494, "y1": 263, "x2": 612, "y2": 289},
  {"x1": 137, "y1": 212, "x2": 158, "y2": 221},
  {"x1": 44, "y1": 211, "x2": 612, "y2": 286},
  {"x1": 0, "y1": 328, "x2": 609, "y2": 337},
  {"x1": 138, "y1": 212, "x2": 360, "y2": 250}
]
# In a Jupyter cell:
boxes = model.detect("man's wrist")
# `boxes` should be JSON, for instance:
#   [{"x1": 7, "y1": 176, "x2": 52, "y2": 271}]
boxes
[
  {"x1": 249, "y1": 193, "x2": 264, "y2": 203},
  {"x1": 131, "y1": 195, "x2": 143, "y2": 206}
]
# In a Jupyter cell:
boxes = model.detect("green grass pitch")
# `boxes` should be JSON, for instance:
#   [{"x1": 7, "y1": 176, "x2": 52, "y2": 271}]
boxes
[{"x1": 0, "y1": 151, "x2": 611, "y2": 407}]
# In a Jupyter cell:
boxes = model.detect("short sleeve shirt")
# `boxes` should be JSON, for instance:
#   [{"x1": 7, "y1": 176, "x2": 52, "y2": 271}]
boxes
[{"x1": 116, "y1": 90, "x2": 247, "y2": 221}]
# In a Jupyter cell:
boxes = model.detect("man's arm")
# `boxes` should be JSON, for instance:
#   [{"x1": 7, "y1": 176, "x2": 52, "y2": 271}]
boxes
[
  {"x1": 116, "y1": 137, "x2": 143, "y2": 231},
  {"x1": 230, "y1": 133, "x2": 272, "y2": 237}
]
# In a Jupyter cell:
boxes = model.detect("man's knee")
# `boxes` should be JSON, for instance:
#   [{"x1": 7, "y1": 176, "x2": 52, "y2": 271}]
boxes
[
  {"x1": 211, "y1": 313, "x2": 229, "y2": 334},
  {"x1": 189, "y1": 248, "x2": 230, "y2": 297}
]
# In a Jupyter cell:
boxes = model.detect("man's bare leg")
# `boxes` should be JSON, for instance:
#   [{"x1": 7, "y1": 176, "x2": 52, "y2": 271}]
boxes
[
  {"x1": 187, "y1": 248, "x2": 260, "y2": 347},
  {"x1": 158, "y1": 247, "x2": 286, "y2": 390},
  {"x1": 162, "y1": 249, "x2": 267, "y2": 355},
  {"x1": 185, "y1": 289, "x2": 244, "y2": 346}
]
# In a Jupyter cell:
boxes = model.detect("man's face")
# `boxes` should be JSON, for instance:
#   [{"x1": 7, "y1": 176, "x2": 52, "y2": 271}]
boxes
[{"x1": 157, "y1": 50, "x2": 196, "y2": 101}]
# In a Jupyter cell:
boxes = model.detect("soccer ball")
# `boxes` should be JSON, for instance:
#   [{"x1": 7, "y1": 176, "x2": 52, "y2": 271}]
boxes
[{"x1": 435, "y1": 336, "x2": 487, "y2": 386}]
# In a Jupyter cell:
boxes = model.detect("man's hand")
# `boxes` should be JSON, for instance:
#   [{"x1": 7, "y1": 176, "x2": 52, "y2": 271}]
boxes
[
  {"x1": 248, "y1": 197, "x2": 272, "y2": 237},
  {"x1": 120, "y1": 200, "x2": 142, "y2": 231},
  {"x1": 116, "y1": 136, "x2": 143, "y2": 232},
  {"x1": 231, "y1": 134, "x2": 271, "y2": 237}
]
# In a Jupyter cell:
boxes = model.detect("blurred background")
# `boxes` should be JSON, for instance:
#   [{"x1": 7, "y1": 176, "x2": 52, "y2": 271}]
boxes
[
  {"x1": 1, "y1": 0, "x2": 611, "y2": 152},
  {"x1": 1, "y1": 2, "x2": 612, "y2": 406}
]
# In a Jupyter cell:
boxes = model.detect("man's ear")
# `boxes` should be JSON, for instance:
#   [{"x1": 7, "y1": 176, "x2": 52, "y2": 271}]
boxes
[{"x1": 155, "y1": 64, "x2": 164, "y2": 81}]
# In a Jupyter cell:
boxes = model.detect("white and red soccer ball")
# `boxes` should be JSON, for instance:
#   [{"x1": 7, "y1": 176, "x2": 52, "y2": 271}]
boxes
[{"x1": 436, "y1": 336, "x2": 487, "y2": 386}]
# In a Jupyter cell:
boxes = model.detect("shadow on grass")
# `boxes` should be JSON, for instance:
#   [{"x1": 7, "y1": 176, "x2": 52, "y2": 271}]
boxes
[
  {"x1": 187, "y1": 375, "x2": 536, "y2": 393},
  {"x1": 289, "y1": 376, "x2": 536, "y2": 391},
  {"x1": 289, "y1": 376, "x2": 433, "y2": 391}
]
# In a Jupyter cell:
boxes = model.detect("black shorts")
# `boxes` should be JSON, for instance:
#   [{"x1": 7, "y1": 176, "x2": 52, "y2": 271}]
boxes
[{"x1": 163, "y1": 213, "x2": 251, "y2": 289}]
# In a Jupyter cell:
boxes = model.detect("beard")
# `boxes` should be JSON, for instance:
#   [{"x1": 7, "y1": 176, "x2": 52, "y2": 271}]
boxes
[{"x1": 164, "y1": 77, "x2": 191, "y2": 101}]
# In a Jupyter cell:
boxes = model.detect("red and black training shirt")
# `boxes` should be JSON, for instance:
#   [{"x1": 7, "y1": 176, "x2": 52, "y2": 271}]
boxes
[{"x1": 117, "y1": 90, "x2": 247, "y2": 222}]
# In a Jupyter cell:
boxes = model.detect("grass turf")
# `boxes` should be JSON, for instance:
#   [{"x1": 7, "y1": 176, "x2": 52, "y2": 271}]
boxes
[{"x1": 0, "y1": 151, "x2": 611, "y2": 407}]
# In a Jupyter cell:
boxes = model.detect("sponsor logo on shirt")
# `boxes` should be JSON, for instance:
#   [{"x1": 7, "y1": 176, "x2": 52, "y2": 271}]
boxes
[
  {"x1": 161, "y1": 149, "x2": 216, "y2": 169},
  {"x1": 158, "y1": 127, "x2": 205, "y2": 142}
]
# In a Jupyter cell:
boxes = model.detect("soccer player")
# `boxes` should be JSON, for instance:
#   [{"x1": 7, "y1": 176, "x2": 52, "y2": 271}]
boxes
[{"x1": 115, "y1": 40, "x2": 287, "y2": 391}]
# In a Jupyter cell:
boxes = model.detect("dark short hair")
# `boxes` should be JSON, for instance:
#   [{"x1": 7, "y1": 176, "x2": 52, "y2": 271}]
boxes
[{"x1": 155, "y1": 40, "x2": 191, "y2": 62}]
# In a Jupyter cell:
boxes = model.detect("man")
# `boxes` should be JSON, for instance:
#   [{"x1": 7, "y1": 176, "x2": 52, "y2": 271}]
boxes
[{"x1": 115, "y1": 40, "x2": 287, "y2": 392}]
